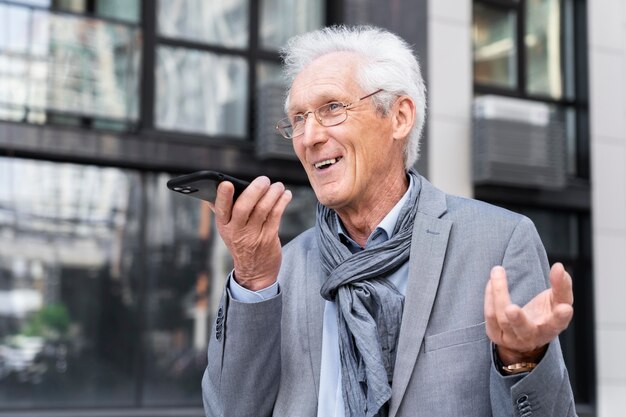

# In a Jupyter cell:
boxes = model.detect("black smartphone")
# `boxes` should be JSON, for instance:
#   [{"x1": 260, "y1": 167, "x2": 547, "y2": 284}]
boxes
[{"x1": 167, "y1": 170, "x2": 250, "y2": 203}]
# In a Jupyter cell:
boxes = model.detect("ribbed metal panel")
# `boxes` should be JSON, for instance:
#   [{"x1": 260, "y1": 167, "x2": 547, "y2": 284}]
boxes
[
  {"x1": 473, "y1": 95, "x2": 566, "y2": 189},
  {"x1": 255, "y1": 83, "x2": 298, "y2": 160}
]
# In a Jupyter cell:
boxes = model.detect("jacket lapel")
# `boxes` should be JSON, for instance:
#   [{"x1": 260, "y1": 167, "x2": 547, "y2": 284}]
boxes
[
  {"x1": 389, "y1": 178, "x2": 451, "y2": 417},
  {"x1": 305, "y1": 246, "x2": 325, "y2": 398}
]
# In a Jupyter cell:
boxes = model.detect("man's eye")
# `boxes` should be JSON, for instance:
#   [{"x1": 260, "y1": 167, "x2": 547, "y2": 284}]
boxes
[
  {"x1": 291, "y1": 115, "x2": 305, "y2": 125},
  {"x1": 327, "y1": 102, "x2": 343, "y2": 112}
]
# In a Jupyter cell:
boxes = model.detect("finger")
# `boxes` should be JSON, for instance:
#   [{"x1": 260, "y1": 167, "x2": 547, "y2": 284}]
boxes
[
  {"x1": 214, "y1": 181, "x2": 235, "y2": 225},
  {"x1": 247, "y1": 182, "x2": 286, "y2": 225},
  {"x1": 549, "y1": 303, "x2": 574, "y2": 333},
  {"x1": 230, "y1": 176, "x2": 271, "y2": 227},
  {"x1": 263, "y1": 189, "x2": 293, "y2": 234},
  {"x1": 484, "y1": 279, "x2": 502, "y2": 343},
  {"x1": 491, "y1": 266, "x2": 515, "y2": 334},
  {"x1": 504, "y1": 304, "x2": 536, "y2": 346},
  {"x1": 550, "y1": 263, "x2": 574, "y2": 306}
]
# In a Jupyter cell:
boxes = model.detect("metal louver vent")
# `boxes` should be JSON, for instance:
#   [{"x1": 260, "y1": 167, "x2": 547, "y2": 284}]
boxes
[
  {"x1": 473, "y1": 95, "x2": 566, "y2": 189},
  {"x1": 255, "y1": 83, "x2": 297, "y2": 160}
]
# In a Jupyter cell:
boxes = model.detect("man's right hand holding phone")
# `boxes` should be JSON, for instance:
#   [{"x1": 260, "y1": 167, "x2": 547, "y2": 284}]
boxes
[{"x1": 210, "y1": 176, "x2": 292, "y2": 291}]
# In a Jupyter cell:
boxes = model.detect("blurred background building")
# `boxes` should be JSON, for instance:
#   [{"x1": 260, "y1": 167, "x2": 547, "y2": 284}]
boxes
[{"x1": 0, "y1": 0, "x2": 622, "y2": 416}]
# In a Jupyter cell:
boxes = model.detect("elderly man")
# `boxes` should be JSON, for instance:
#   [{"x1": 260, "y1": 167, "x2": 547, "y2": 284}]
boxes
[{"x1": 202, "y1": 26, "x2": 576, "y2": 417}]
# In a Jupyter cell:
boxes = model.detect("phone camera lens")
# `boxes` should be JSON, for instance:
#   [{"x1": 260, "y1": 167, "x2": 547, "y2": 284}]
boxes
[{"x1": 173, "y1": 187, "x2": 183, "y2": 191}]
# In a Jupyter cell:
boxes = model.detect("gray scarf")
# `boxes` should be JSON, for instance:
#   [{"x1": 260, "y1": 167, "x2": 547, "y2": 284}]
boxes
[{"x1": 317, "y1": 170, "x2": 421, "y2": 417}]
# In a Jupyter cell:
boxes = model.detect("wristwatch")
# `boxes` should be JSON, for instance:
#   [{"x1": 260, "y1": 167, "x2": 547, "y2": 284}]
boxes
[
  {"x1": 501, "y1": 362, "x2": 537, "y2": 375},
  {"x1": 493, "y1": 344, "x2": 542, "y2": 375}
]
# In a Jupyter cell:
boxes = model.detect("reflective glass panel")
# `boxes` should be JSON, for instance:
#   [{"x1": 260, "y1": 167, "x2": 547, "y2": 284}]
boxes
[
  {"x1": 141, "y1": 173, "x2": 222, "y2": 405},
  {"x1": 54, "y1": 0, "x2": 87, "y2": 13},
  {"x1": 473, "y1": 3, "x2": 517, "y2": 89},
  {"x1": 96, "y1": 0, "x2": 140, "y2": 23},
  {"x1": 55, "y1": 0, "x2": 140, "y2": 22},
  {"x1": 0, "y1": 5, "x2": 141, "y2": 125},
  {"x1": 141, "y1": 175, "x2": 316, "y2": 405},
  {"x1": 158, "y1": 0, "x2": 248, "y2": 48},
  {"x1": 525, "y1": 0, "x2": 565, "y2": 99},
  {"x1": 257, "y1": 60, "x2": 283, "y2": 89},
  {"x1": 260, "y1": 0, "x2": 325, "y2": 50},
  {"x1": 156, "y1": 46, "x2": 248, "y2": 137},
  {"x1": 0, "y1": 157, "x2": 142, "y2": 408},
  {"x1": 5, "y1": 0, "x2": 50, "y2": 7}
]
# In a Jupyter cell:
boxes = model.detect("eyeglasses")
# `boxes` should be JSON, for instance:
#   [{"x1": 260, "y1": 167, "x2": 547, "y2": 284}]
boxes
[{"x1": 275, "y1": 89, "x2": 384, "y2": 139}]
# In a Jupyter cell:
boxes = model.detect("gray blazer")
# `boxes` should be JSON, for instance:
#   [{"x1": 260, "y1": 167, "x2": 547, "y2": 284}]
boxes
[{"x1": 202, "y1": 175, "x2": 576, "y2": 417}]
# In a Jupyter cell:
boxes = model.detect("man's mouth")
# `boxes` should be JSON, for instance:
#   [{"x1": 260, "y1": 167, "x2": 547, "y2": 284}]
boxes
[{"x1": 314, "y1": 157, "x2": 342, "y2": 170}]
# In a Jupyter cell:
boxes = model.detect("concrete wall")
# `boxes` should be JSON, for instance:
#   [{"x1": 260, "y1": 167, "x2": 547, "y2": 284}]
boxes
[
  {"x1": 588, "y1": 0, "x2": 626, "y2": 415},
  {"x1": 426, "y1": 0, "x2": 473, "y2": 197}
]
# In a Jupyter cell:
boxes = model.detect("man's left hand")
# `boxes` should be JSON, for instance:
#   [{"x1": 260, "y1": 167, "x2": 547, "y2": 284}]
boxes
[{"x1": 484, "y1": 263, "x2": 574, "y2": 365}]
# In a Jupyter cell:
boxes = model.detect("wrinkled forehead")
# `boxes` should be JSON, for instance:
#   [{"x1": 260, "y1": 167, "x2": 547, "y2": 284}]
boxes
[{"x1": 286, "y1": 52, "x2": 365, "y2": 113}]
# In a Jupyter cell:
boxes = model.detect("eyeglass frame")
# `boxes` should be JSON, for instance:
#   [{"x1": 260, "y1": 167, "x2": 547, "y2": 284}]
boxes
[{"x1": 275, "y1": 89, "x2": 384, "y2": 139}]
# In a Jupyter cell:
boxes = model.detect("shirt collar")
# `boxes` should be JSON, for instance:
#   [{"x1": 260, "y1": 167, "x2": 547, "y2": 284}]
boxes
[{"x1": 336, "y1": 174, "x2": 414, "y2": 250}]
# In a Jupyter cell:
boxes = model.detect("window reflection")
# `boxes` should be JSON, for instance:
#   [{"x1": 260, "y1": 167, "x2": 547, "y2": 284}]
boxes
[
  {"x1": 142, "y1": 173, "x2": 221, "y2": 405},
  {"x1": 141, "y1": 173, "x2": 316, "y2": 404},
  {"x1": 155, "y1": 46, "x2": 248, "y2": 137},
  {"x1": 0, "y1": 156, "x2": 141, "y2": 408},
  {"x1": 0, "y1": 4, "x2": 141, "y2": 125},
  {"x1": 257, "y1": 60, "x2": 283, "y2": 89},
  {"x1": 525, "y1": 0, "x2": 564, "y2": 99},
  {"x1": 158, "y1": 0, "x2": 249, "y2": 48},
  {"x1": 260, "y1": 0, "x2": 325, "y2": 50},
  {"x1": 473, "y1": 3, "x2": 517, "y2": 89}
]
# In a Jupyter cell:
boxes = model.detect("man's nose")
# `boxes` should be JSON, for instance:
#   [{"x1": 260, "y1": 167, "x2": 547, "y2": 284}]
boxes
[{"x1": 301, "y1": 114, "x2": 327, "y2": 146}]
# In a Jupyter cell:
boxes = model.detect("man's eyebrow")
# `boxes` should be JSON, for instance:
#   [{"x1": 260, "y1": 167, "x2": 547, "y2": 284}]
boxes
[{"x1": 287, "y1": 93, "x2": 345, "y2": 114}]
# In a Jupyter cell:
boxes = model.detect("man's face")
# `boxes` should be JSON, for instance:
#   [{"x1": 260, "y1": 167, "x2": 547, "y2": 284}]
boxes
[{"x1": 287, "y1": 52, "x2": 406, "y2": 212}]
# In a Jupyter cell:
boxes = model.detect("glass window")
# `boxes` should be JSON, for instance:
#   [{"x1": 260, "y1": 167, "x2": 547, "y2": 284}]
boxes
[
  {"x1": 0, "y1": 5, "x2": 141, "y2": 125},
  {"x1": 54, "y1": 0, "x2": 140, "y2": 22},
  {"x1": 140, "y1": 174, "x2": 316, "y2": 405},
  {"x1": 0, "y1": 157, "x2": 142, "y2": 409},
  {"x1": 564, "y1": 108, "x2": 577, "y2": 176},
  {"x1": 155, "y1": 46, "x2": 248, "y2": 137},
  {"x1": 96, "y1": 0, "x2": 140, "y2": 23},
  {"x1": 54, "y1": 0, "x2": 87, "y2": 13},
  {"x1": 0, "y1": 157, "x2": 320, "y2": 410},
  {"x1": 525, "y1": 0, "x2": 564, "y2": 98},
  {"x1": 257, "y1": 60, "x2": 283, "y2": 89},
  {"x1": 260, "y1": 0, "x2": 325, "y2": 50},
  {"x1": 157, "y1": 0, "x2": 248, "y2": 48},
  {"x1": 141, "y1": 173, "x2": 221, "y2": 405},
  {"x1": 473, "y1": 3, "x2": 517, "y2": 89},
  {"x1": 7, "y1": 0, "x2": 50, "y2": 7},
  {"x1": 46, "y1": 14, "x2": 141, "y2": 120}
]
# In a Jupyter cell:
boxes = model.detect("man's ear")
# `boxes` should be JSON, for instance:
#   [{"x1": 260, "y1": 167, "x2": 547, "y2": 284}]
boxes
[{"x1": 392, "y1": 96, "x2": 416, "y2": 141}]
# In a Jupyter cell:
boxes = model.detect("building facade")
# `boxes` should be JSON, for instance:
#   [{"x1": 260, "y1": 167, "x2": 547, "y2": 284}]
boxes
[{"x1": 0, "y1": 0, "x2": 620, "y2": 416}]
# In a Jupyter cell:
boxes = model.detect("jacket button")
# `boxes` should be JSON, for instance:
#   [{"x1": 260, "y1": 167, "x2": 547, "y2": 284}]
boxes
[{"x1": 217, "y1": 306, "x2": 224, "y2": 318}]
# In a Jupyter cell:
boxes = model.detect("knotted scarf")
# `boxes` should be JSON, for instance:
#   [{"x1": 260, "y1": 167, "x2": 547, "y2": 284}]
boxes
[{"x1": 317, "y1": 170, "x2": 422, "y2": 417}]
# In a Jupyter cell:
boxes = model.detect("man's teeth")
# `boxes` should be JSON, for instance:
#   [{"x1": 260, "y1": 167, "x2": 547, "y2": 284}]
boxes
[{"x1": 314, "y1": 158, "x2": 340, "y2": 169}]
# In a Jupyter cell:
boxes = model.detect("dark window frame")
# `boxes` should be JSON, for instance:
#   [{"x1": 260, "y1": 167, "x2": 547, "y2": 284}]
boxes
[
  {"x1": 473, "y1": 0, "x2": 595, "y2": 414},
  {"x1": 473, "y1": 0, "x2": 590, "y2": 185}
]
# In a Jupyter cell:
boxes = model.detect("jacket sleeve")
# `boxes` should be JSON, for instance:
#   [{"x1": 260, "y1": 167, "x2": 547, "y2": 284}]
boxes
[
  {"x1": 202, "y1": 285, "x2": 282, "y2": 417},
  {"x1": 489, "y1": 216, "x2": 577, "y2": 417}
]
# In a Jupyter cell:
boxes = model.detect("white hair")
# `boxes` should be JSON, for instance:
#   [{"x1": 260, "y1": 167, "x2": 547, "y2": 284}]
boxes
[{"x1": 281, "y1": 25, "x2": 427, "y2": 170}]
